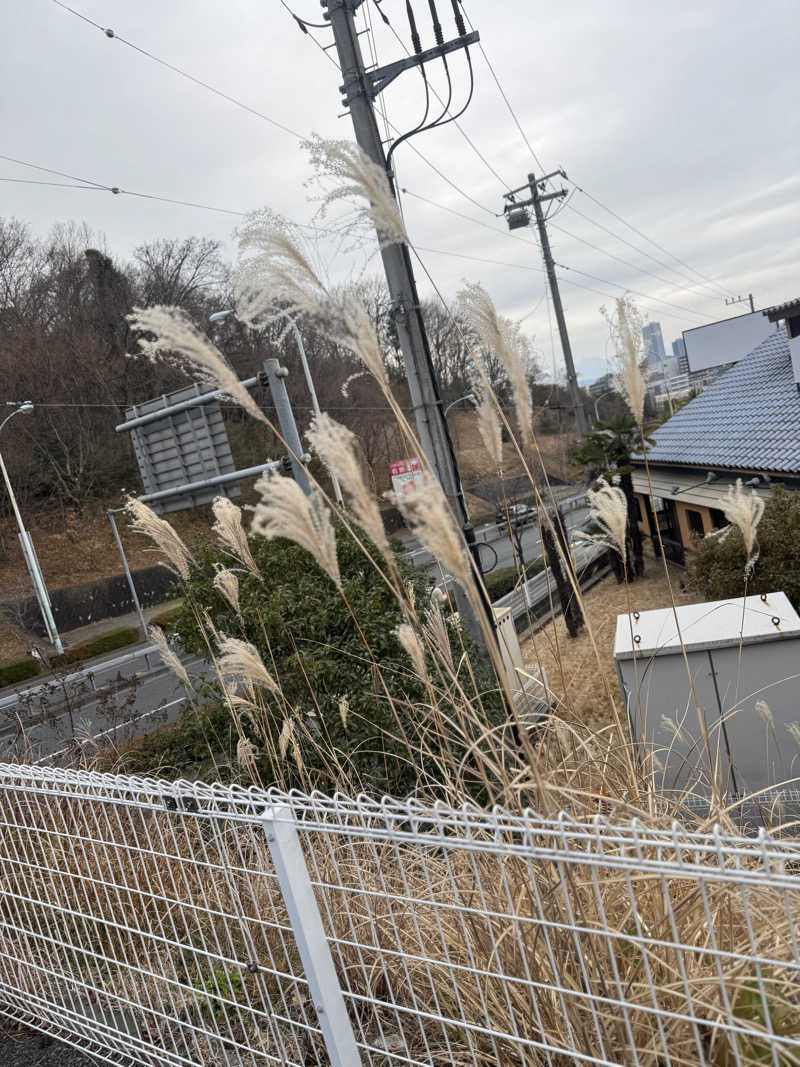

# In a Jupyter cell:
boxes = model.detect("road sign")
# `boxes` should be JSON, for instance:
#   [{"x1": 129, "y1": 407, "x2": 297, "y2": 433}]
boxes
[
  {"x1": 390, "y1": 457, "x2": 424, "y2": 500},
  {"x1": 123, "y1": 382, "x2": 239, "y2": 514}
]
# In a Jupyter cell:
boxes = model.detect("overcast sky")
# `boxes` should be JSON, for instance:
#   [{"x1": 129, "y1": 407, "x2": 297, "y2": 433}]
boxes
[{"x1": 5, "y1": 0, "x2": 798, "y2": 383}]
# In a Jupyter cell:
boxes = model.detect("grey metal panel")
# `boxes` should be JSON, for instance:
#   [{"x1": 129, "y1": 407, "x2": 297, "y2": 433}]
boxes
[
  {"x1": 622, "y1": 636, "x2": 800, "y2": 802},
  {"x1": 124, "y1": 382, "x2": 240, "y2": 514},
  {"x1": 620, "y1": 649, "x2": 732, "y2": 798},
  {"x1": 705, "y1": 639, "x2": 800, "y2": 798}
]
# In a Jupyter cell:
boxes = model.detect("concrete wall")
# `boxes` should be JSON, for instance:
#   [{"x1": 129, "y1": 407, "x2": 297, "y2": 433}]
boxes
[{"x1": 0, "y1": 565, "x2": 176, "y2": 637}]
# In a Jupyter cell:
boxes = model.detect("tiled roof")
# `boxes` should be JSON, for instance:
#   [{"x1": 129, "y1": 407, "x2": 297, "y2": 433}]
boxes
[{"x1": 640, "y1": 329, "x2": 800, "y2": 474}]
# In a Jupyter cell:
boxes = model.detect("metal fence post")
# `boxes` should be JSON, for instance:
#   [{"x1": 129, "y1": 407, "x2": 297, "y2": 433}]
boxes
[{"x1": 262, "y1": 805, "x2": 362, "y2": 1067}]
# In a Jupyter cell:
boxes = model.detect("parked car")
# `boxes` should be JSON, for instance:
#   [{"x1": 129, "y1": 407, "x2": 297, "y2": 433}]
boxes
[{"x1": 495, "y1": 503, "x2": 537, "y2": 527}]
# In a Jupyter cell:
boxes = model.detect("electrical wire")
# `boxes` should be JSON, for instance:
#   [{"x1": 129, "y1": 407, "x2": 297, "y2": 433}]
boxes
[
  {"x1": 403, "y1": 186, "x2": 717, "y2": 319},
  {"x1": 0, "y1": 177, "x2": 103, "y2": 190},
  {"x1": 0, "y1": 151, "x2": 105, "y2": 189},
  {"x1": 547, "y1": 217, "x2": 724, "y2": 307},
  {"x1": 378, "y1": 1, "x2": 507, "y2": 187},
  {"x1": 51, "y1": 0, "x2": 304, "y2": 140},
  {"x1": 569, "y1": 183, "x2": 734, "y2": 300},
  {"x1": 457, "y1": 0, "x2": 546, "y2": 174}
]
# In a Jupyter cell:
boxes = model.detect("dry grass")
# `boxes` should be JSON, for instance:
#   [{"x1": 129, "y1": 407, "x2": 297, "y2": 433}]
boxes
[{"x1": 523, "y1": 556, "x2": 695, "y2": 735}]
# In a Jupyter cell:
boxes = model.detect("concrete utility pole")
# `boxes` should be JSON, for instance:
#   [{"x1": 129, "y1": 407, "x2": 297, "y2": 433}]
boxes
[
  {"x1": 322, "y1": 0, "x2": 491, "y2": 650},
  {"x1": 503, "y1": 172, "x2": 588, "y2": 437}
]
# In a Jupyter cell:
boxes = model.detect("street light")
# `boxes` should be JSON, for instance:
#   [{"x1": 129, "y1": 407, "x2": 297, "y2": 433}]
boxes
[
  {"x1": 0, "y1": 402, "x2": 63, "y2": 654},
  {"x1": 444, "y1": 393, "x2": 475, "y2": 418},
  {"x1": 210, "y1": 308, "x2": 343, "y2": 506},
  {"x1": 593, "y1": 390, "x2": 614, "y2": 425}
]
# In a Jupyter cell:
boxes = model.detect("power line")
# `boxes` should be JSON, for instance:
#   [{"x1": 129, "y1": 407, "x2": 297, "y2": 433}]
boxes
[
  {"x1": 404, "y1": 186, "x2": 715, "y2": 320},
  {"x1": 51, "y1": 0, "x2": 304, "y2": 140},
  {"x1": 0, "y1": 151, "x2": 105, "y2": 188},
  {"x1": 0, "y1": 176, "x2": 101, "y2": 190},
  {"x1": 569, "y1": 183, "x2": 734, "y2": 300},
  {"x1": 554, "y1": 262, "x2": 709, "y2": 321},
  {"x1": 547, "y1": 217, "x2": 723, "y2": 307},
  {"x1": 458, "y1": 1, "x2": 547, "y2": 174}
]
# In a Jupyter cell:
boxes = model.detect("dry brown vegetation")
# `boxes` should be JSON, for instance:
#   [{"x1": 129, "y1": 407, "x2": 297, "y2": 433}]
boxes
[{"x1": 523, "y1": 556, "x2": 694, "y2": 735}]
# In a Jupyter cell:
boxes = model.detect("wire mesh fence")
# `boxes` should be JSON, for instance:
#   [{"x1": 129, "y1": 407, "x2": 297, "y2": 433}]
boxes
[{"x1": 1, "y1": 763, "x2": 800, "y2": 1066}]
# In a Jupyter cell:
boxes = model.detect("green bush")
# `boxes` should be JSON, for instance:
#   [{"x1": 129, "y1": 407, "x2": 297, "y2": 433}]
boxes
[
  {"x1": 689, "y1": 485, "x2": 800, "y2": 610},
  {"x1": 99, "y1": 702, "x2": 234, "y2": 780},
  {"x1": 485, "y1": 556, "x2": 546, "y2": 601},
  {"x1": 0, "y1": 657, "x2": 41, "y2": 688},
  {"x1": 171, "y1": 522, "x2": 504, "y2": 797},
  {"x1": 148, "y1": 604, "x2": 183, "y2": 630},
  {"x1": 54, "y1": 625, "x2": 140, "y2": 668}
]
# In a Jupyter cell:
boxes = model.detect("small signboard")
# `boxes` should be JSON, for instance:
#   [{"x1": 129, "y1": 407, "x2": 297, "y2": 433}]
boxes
[{"x1": 390, "y1": 457, "x2": 424, "y2": 499}]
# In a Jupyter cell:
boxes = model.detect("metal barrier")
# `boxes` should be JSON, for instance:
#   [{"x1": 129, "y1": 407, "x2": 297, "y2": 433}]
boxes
[
  {"x1": 494, "y1": 541, "x2": 609, "y2": 625},
  {"x1": 1, "y1": 764, "x2": 800, "y2": 1066}
]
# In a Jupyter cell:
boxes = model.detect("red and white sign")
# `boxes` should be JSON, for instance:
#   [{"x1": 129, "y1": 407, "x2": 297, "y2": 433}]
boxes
[{"x1": 390, "y1": 457, "x2": 424, "y2": 499}]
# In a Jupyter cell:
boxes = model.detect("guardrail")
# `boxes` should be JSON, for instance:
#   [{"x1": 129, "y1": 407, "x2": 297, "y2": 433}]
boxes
[
  {"x1": 493, "y1": 540, "x2": 609, "y2": 630},
  {"x1": 2, "y1": 764, "x2": 799, "y2": 1067}
]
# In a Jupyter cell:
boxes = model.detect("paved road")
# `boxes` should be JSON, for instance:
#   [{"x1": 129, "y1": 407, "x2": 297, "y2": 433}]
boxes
[
  {"x1": 0, "y1": 645, "x2": 207, "y2": 764},
  {"x1": 408, "y1": 506, "x2": 590, "y2": 580}
]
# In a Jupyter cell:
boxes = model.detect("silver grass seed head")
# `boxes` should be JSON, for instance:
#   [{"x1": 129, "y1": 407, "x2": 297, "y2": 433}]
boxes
[
  {"x1": 216, "y1": 636, "x2": 280, "y2": 696},
  {"x1": 127, "y1": 305, "x2": 266, "y2": 426},
  {"x1": 306, "y1": 413, "x2": 388, "y2": 553},
  {"x1": 124, "y1": 497, "x2": 195, "y2": 581},
  {"x1": 250, "y1": 472, "x2": 341, "y2": 590},
  {"x1": 211, "y1": 497, "x2": 260, "y2": 578},
  {"x1": 305, "y1": 135, "x2": 407, "y2": 248},
  {"x1": 149, "y1": 626, "x2": 193, "y2": 691},
  {"x1": 587, "y1": 480, "x2": 629, "y2": 564}
]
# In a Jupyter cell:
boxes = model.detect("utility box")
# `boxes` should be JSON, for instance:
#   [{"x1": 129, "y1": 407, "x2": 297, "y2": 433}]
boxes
[{"x1": 614, "y1": 592, "x2": 800, "y2": 805}]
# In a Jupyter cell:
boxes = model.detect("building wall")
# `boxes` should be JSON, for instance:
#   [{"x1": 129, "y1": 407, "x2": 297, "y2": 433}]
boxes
[
  {"x1": 633, "y1": 492, "x2": 720, "y2": 557},
  {"x1": 675, "y1": 501, "x2": 713, "y2": 550}
]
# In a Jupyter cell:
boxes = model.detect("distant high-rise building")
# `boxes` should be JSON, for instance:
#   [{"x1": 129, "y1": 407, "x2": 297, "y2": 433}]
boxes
[
  {"x1": 642, "y1": 321, "x2": 667, "y2": 366},
  {"x1": 672, "y1": 338, "x2": 689, "y2": 375}
]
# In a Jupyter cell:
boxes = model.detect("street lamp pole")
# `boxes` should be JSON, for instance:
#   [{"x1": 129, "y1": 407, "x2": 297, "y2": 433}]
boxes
[
  {"x1": 0, "y1": 403, "x2": 63, "y2": 655},
  {"x1": 209, "y1": 309, "x2": 344, "y2": 506},
  {"x1": 444, "y1": 393, "x2": 475, "y2": 419},
  {"x1": 593, "y1": 390, "x2": 613, "y2": 425}
]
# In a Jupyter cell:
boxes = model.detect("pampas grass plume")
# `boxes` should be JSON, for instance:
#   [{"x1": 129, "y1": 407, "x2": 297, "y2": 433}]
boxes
[
  {"x1": 587, "y1": 481, "x2": 629, "y2": 565},
  {"x1": 475, "y1": 394, "x2": 503, "y2": 470},
  {"x1": 217, "y1": 636, "x2": 279, "y2": 696},
  {"x1": 213, "y1": 567, "x2": 241, "y2": 616},
  {"x1": 306, "y1": 414, "x2": 388, "y2": 553},
  {"x1": 395, "y1": 623, "x2": 428, "y2": 683},
  {"x1": 212, "y1": 497, "x2": 260, "y2": 578},
  {"x1": 125, "y1": 497, "x2": 195, "y2": 581},
  {"x1": 305, "y1": 135, "x2": 407, "y2": 247},
  {"x1": 128, "y1": 305, "x2": 267, "y2": 426},
  {"x1": 394, "y1": 474, "x2": 470, "y2": 591},
  {"x1": 250, "y1": 472, "x2": 341, "y2": 589},
  {"x1": 149, "y1": 626, "x2": 193, "y2": 691},
  {"x1": 459, "y1": 283, "x2": 534, "y2": 452},
  {"x1": 602, "y1": 295, "x2": 646, "y2": 427},
  {"x1": 715, "y1": 479, "x2": 765, "y2": 577}
]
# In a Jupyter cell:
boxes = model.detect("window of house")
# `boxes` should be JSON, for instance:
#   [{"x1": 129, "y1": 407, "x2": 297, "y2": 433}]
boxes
[
  {"x1": 709, "y1": 508, "x2": 727, "y2": 530},
  {"x1": 636, "y1": 496, "x2": 645, "y2": 522},
  {"x1": 686, "y1": 508, "x2": 705, "y2": 538}
]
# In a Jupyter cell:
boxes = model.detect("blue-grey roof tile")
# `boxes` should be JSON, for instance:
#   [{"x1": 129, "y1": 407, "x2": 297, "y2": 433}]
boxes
[{"x1": 641, "y1": 330, "x2": 800, "y2": 473}]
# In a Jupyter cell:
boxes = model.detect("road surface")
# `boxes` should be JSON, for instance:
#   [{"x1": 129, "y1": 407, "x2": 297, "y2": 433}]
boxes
[{"x1": 407, "y1": 506, "x2": 590, "y2": 580}]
